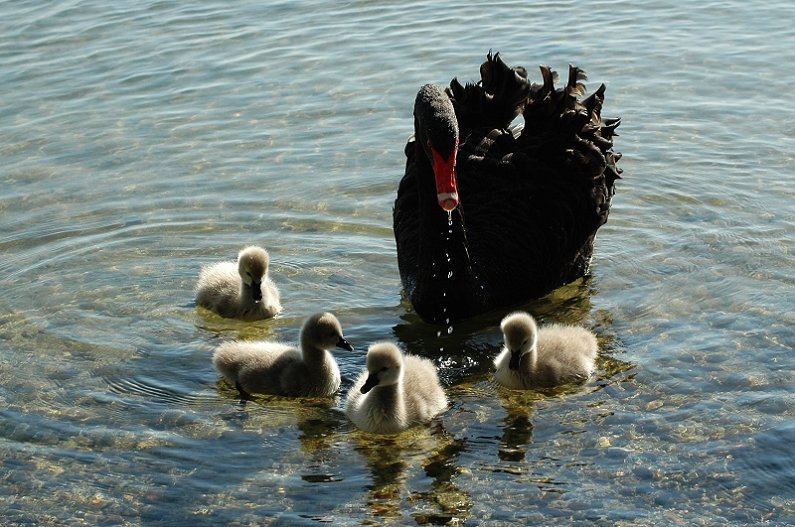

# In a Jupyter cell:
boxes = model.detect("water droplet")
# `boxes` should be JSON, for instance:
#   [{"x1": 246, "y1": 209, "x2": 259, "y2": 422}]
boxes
[
  {"x1": 447, "y1": 326, "x2": 453, "y2": 335},
  {"x1": 447, "y1": 270, "x2": 453, "y2": 279},
  {"x1": 436, "y1": 330, "x2": 442, "y2": 337}
]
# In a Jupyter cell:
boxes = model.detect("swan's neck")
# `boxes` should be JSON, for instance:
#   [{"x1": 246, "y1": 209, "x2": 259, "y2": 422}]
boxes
[
  {"x1": 521, "y1": 345, "x2": 539, "y2": 373},
  {"x1": 370, "y1": 383, "x2": 407, "y2": 420},
  {"x1": 238, "y1": 282, "x2": 256, "y2": 305},
  {"x1": 300, "y1": 342, "x2": 331, "y2": 365},
  {"x1": 412, "y1": 142, "x2": 485, "y2": 322}
]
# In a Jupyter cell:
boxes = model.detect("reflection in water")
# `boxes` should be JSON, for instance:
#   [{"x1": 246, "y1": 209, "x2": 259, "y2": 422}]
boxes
[
  {"x1": 194, "y1": 308, "x2": 281, "y2": 341},
  {"x1": 413, "y1": 432, "x2": 471, "y2": 525},
  {"x1": 294, "y1": 403, "x2": 347, "y2": 463},
  {"x1": 360, "y1": 437, "x2": 408, "y2": 520},
  {"x1": 351, "y1": 425, "x2": 472, "y2": 525},
  {"x1": 495, "y1": 388, "x2": 543, "y2": 463},
  {"x1": 213, "y1": 380, "x2": 357, "y2": 477},
  {"x1": 498, "y1": 413, "x2": 535, "y2": 462}
]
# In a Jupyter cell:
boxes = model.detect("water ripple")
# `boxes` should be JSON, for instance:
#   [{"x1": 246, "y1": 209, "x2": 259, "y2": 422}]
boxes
[{"x1": 104, "y1": 374, "x2": 215, "y2": 407}]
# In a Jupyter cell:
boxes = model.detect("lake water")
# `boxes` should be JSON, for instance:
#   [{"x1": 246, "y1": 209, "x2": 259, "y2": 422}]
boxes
[{"x1": 2, "y1": 1, "x2": 794, "y2": 525}]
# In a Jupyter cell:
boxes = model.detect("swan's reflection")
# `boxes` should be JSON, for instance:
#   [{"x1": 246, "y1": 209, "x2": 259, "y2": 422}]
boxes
[
  {"x1": 494, "y1": 388, "x2": 543, "y2": 462},
  {"x1": 195, "y1": 309, "x2": 280, "y2": 341},
  {"x1": 350, "y1": 424, "x2": 472, "y2": 524},
  {"x1": 498, "y1": 412, "x2": 535, "y2": 462},
  {"x1": 215, "y1": 385, "x2": 345, "y2": 458}
]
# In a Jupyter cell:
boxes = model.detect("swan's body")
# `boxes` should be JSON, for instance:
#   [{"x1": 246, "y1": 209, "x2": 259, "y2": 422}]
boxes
[
  {"x1": 212, "y1": 312, "x2": 353, "y2": 397},
  {"x1": 196, "y1": 246, "x2": 282, "y2": 321},
  {"x1": 494, "y1": 311, "x2": 598, "y2": 389},
  {"x1": 345, "y1": 342, "x2": 447, "y2": 434},
  {"x1": 394, "y1": 52, "x2": 621, "y2": 323}
]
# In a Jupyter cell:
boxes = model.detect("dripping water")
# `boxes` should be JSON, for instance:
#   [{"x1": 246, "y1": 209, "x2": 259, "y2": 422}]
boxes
[{"x1": 434, "y1": 211, "x2": 456, "y2": 345}]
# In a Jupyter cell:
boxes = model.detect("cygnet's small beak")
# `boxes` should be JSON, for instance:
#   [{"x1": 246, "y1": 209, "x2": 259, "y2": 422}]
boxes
[
  {"x1": 508, "y1": 350, "x2": 521, "y2": 371},
  {"x1": 251, "y1": 281, "x2": 263, "y2": 303},
  {"x1": 360, "y1": 373, "x2": 379, "y2": 394},
  {"x1": 337, "y1": 336, "x2": 354, "y2": 352}
]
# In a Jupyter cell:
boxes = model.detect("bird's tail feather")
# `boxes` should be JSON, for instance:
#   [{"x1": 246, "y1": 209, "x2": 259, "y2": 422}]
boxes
[{"x1": 447, "y1": 51, "x2": 531, "y2": 131}]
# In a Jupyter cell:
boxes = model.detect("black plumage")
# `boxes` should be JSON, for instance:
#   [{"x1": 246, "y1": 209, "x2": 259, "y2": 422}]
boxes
[{"x1": 393, "y1": 52, "x2": 622, "y2": 324}]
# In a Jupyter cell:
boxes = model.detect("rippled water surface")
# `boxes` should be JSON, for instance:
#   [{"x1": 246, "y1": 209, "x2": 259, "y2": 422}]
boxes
[{"x1": 2, "y1": 1, "x2": 794, "y2": 525}]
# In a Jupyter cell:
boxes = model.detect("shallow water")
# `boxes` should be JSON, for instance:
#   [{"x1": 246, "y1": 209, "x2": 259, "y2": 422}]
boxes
[{"x1": 2, "y1": 1, "x2": 794, "y2": 525}]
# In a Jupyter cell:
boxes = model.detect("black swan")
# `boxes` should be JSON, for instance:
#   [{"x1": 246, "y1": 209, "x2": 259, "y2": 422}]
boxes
[{"x1": 393, "y1": 52, "x2": 621, "y2": 324}]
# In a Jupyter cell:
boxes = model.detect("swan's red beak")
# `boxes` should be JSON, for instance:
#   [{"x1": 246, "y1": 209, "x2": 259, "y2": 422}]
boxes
[{"x1": 429, "y1": 140, "x2": 459, "y2": 212}]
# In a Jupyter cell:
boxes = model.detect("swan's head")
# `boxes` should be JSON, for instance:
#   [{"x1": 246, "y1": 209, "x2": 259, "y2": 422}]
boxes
[
  {"x1": 500, "y1": 311, "x2": 538, "y2": 370},
  {"x1": 415, "y1": 84, "x2": 459, "y2": 212},
  {"x1": 237, "y1": 246, "x2": 269, "y2": 302},
  {"x1": 361, "y1": 342, "x2": 404, "y2": 393},
  {"x1": 301, "y1": 312, "x2": 354, "y2": 353}
]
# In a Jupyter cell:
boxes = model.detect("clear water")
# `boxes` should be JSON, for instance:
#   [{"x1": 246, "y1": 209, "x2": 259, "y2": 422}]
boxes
[{"x1": 2, "y1": 1, "x2": 794, "y2": 525}]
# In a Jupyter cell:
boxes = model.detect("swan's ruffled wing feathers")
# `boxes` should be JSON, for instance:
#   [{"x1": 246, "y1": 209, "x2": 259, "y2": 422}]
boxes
[
  {"x1": 450, "y1": 63, "x2": 622, "y2": 303},
  {"x1": 446, "y1": 51, "x2": 530, "y2": 132},
  {"x1": 518, "y1": 65, "x2": 622, "y2": 226}
]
